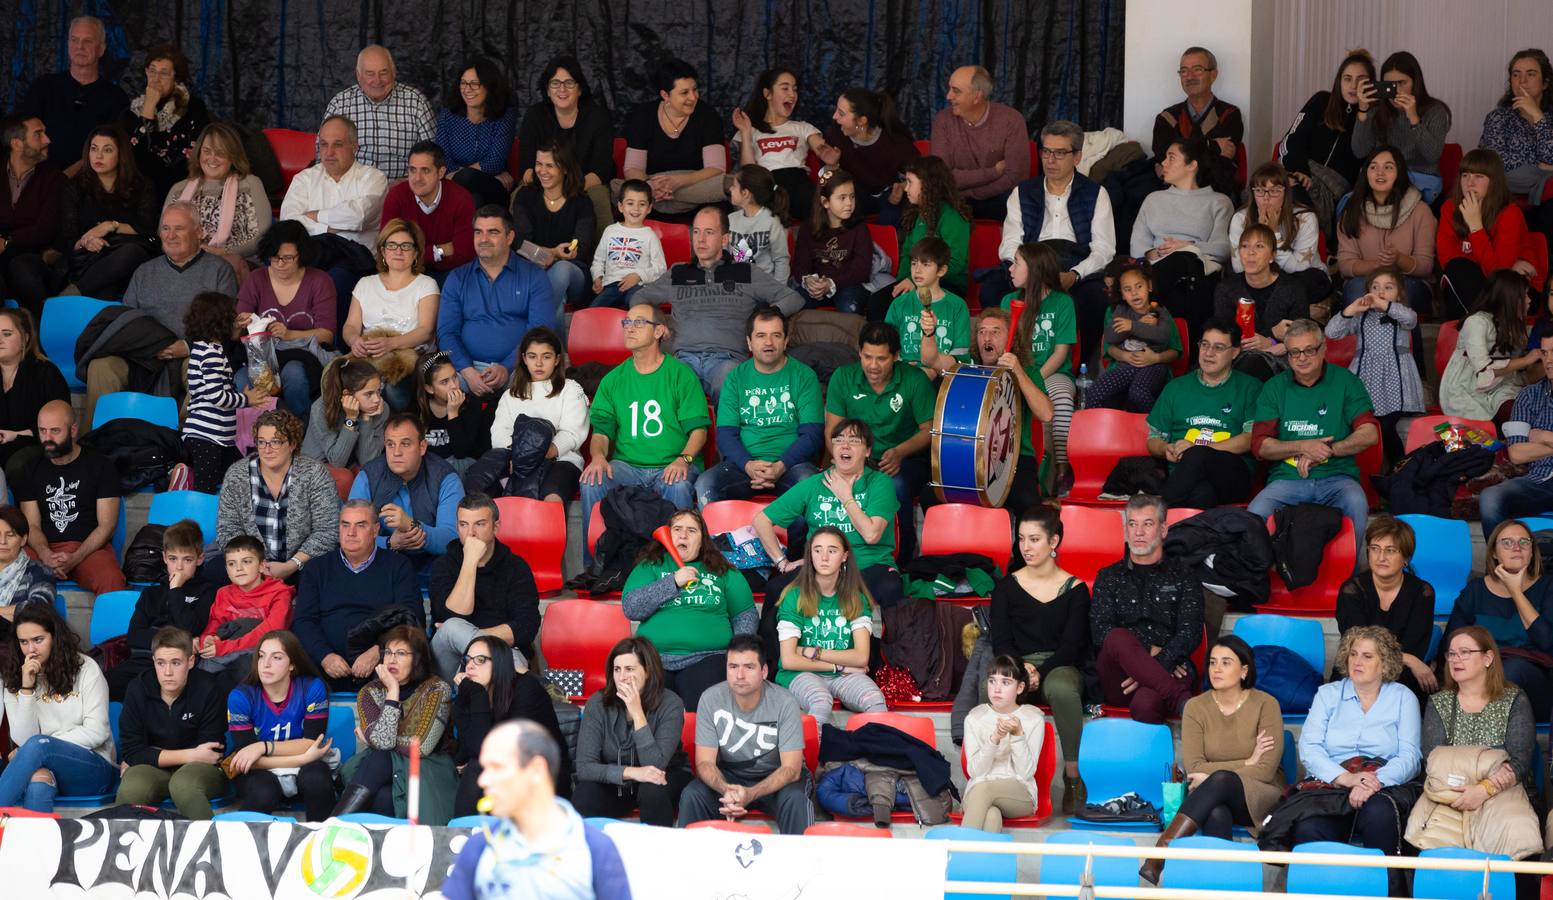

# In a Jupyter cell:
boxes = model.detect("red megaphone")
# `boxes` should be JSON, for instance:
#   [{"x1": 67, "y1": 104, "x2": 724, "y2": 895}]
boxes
[
  {"x1": 1005, "y1": 299, "x2": 1027, "y2": 353},
  {"x1": 652, "y1": 525, "x2": 696, "y2": 586}
]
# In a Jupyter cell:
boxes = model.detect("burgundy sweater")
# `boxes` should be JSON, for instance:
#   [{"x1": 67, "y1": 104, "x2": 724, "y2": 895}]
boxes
[
  {"x1": 793, "y1": 221, "x2": 874, "y2": 287},
  {"x1": 380, "y1": 179, "x2": 476, "y2": 273}
]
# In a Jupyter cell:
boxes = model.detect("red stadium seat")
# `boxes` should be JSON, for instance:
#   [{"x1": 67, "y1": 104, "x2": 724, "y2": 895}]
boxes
[
  {"x1": 538, "y1": 600, "x2": 632, "y2": 700},
  {"x1": 1057, "y1": 505, "x2": 1124, "y2": 588},
  {"x1": 1325, "y1": 334, "x2": 1356, "y2": 368},
  {"x1": 493, "y1": 497, "x2": 565, "y2": 595},
  {"x1": 1065, "y1": 409, "x2": 1150, "y2": 504},
  {"x1": 686, "y1": 819, "x2": 773, "y2": 834},
  {"x1": 1165, "y1": 507, "x2": 1204, "y2": 527},
  {"x1": 1357, "y1": 439, "x2": 1384, "y2": 508},
  {"x1": 918, "y1": 505, "x2": 1013, "y2": 594},
  {"x1": 1261, "y1": 518, "x2": 1355, "y2": 616},
  {"x1": 1029, "y1": 139, "x2": 1041, "y2": 176},
  {"x1": 612, "y1": 137, "x2": 627, "y2": 179},
  {"x1": 834, "y1": 713, "x2": 941, "y2": 823},
  {"x1": 1404, "y1": 415, "x2": 1498, "y2": 455},
  {"x1": 1439, "y1": 143, "x2": 1462, "y2": 189},
  {"x1": 805, "y1": 821, "x2": 893, "y2": 838},
  {"x1": 704, "y1": 500, "x2": 786, "y2": 545},
  {"x1": 950, "y1": 718, "x2": 1057, "y2": 827},
  {"x1": 262, "y1": 128, "x2": 316, "y2": 194},
  {"x1": 505, "y1": 137, "x2": 523, "y2": 180},
  {"x1": 647, "y1": 219, "x2": 691, "y2": 267},
  {"x1": 1434, "y1": 319, "x2": 1461, "y2": 382},
  {"x1": 567, "y1": 307, "x2": 629, "y2": 368},
  {"x1": 326, "y1": 465, "x2": 355, "y2": 502},
  {"x1": 1171, "y1": 317, "x2": 1190, "y2": 376},
  {"x1": 914, "y1": 139, "x2": 931, "y2": 157},
  {"x1": 965, "y1": 221, "x2": 1003, "y2": 311},
  {"x1": 1526, "y1": 232, "x2": 1549, "y2": 285},
  {"x1": 868, "y1": 223, "x2": 900, "y2": 275}
]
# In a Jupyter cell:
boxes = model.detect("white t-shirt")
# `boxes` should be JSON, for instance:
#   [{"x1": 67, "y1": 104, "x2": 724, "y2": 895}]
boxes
[
  {"x1": 353, "y1": 272, "x2": 439, "y2": 339},
  {"x1": 733, "y1": 120, "x2": 821, "y2": 171}
]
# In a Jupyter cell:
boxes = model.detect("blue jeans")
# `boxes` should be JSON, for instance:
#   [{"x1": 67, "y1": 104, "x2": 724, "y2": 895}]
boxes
[
  {"x1": 236, "y1": 360, "x2": 312, "y2": 417},
  {"x1": 592, "y1": 280, "x2": 643, "y2": 309},
  {"x1": 0, "y1": 734, "x2": 117, "y2": 812},
  {"x1": 1479, "y1": 475, "x2": 1553, "y2": 539},
  {"x1": 581, "y1": 459, "x2": 701, "y2": 563},
  {"x1": 1247, "y1": 475, "x2": 1370, "y2": 565},
  {"x1": 695, "y1": 459, "x2": 820, "y2": 507},
  {"x1": 548, "y1": 259, "x2": 588, "y2": 311},
  {"x1": 675, "y1": 350, "x2": 742, "y2": 401},
  {"x1": 801, "y1": 283, "x2": 868, "y2": 315}
]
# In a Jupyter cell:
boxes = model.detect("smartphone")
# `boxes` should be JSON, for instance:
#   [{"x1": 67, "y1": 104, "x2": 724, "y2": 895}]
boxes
[{"x1": 1375, "y1": 80, "x2": 1400, "y2": 100}]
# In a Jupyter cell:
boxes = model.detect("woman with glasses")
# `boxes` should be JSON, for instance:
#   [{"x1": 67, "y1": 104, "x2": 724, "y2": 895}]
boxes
[
  {"x1": 1446, "y1": 519, "x2": 1553, "y2": 720},
  {"x1": 435, "y1": 58, "x2": 516, "y2": 210},
  {"x1": 450, "y1": 633, "x2": 569, "y2": 817},
  {"x1": 235, "y1": 221, "x2": 337, "y2": 416},
  {"x1": 1276, "y1": 51, "x2": 1373, "y2": 232},
  {"x1": 122, "y1": 45, "x2": 210, "y2": 198},
  {"x1": 573, "y1": 636, "x2": 689, "y2": 827},
  {"x1": 517, "y1": 56, "x2": 615, "y2": 238},
  {"x1": 341, "y1": 219, "x2": 440, "y2": 411},
  {"x1": 1335, "y1": 515, "x2": 1436, "y2": 697},
  {"x1": 1228, "y1": 162, "x2": 1328, "y2": 304},
  {"x1": 335, "y1": 624, "x2": 456, "y2": 823}
]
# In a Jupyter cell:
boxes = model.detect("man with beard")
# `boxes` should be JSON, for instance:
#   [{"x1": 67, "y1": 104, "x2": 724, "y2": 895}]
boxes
[
  {"x1": 15, "y1": 400, "x2": 126, "y2": 593},
  {"x1": 0, "y1": 115, "x2": 64, "y2": 317}
]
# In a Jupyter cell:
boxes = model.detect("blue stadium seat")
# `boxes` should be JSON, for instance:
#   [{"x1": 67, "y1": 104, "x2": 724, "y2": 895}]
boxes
[
  {"x1": 89, "y1": 590, "x2": 139, "y2": 646},
  {"x1": 1040, "y1": 832, "x2": 1137, "y2": 896},
  {"x1": 923, "y1": 825, "x2": 1016, "y2": 900},
  {"x1": 1412, "y1": 847, "x2": 1516, "y2": 899},
  {"x1": 1287, "y1": 841, "x2": 1387, "y2": 897},
  {"x1": 40, "y1": 295, "x2": 117, "y2": 390},
  {"x1": 213, "y1": 811, "x2": 290, "y2": 822},
  {"x1": 1233, "y1": 613, "x2": 1326, "y2": 674},
  {"x1": 148, "y1": 490, "x2": 220, "y2": 540},
  {"x1": 109, "y1": 700, "x2": 122, "y2": 747},
  {"x1": 327, "y1": 701, "x2": 357, "y2": 760},
  {"x1": 1396, "y1": 514, "x2": 1472, "y2": 616},
  {"x1": 1426, "y1": 624, "x2": 1442, "y2": 663},
  {"x1": 448, "y1": 815, "x2": 501, "y2": 829},
  {"x1": 1070, "y1": 718, "x2": 1174, "y2": 830},
  {"x1": 1159, "y1": 835, "x2": 1261, "y2": 893},
  {"x1": 93, "y1": 391, "x2": 179, "y2": 431},
  {"x1": 336, "y1": 812, "x2": 407, "y2": 825}
]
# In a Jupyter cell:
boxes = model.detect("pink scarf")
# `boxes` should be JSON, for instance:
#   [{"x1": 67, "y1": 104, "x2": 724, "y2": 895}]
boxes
[{"x1": 178, "y1": 173, "x2": 240, "y2": 248}]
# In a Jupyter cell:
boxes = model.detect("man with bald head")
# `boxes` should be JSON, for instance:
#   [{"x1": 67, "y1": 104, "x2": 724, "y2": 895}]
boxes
[
  {"x1": 280, "y1": 114, "x2": 388, "y2": 316},
  {"x1": 929, "y1": 65, "x2": 1030, "y2": 219},
  {"x1": 15, "y1": 400, "x2": 126, "y2": 594},
  {"x1": 322, "y1": 45, "x2": 435, "y2": 180},
  {"x1": 442, "y1": 721, "x2": 632, "y2": 900},
  {"x1": 15, "y1": 16, "x2": 128, "y2": 174}
]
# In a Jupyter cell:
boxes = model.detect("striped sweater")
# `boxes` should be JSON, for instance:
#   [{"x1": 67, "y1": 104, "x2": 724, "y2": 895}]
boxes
[{"x1": 183, "y1": 340, "x2": 244, "y2": 446}]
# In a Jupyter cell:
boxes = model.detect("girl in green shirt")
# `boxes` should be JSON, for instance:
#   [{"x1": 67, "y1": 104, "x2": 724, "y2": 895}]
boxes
[
  {"x1": 775, "y1": 527, "x2": 886, "y2": 726},
  {"x1": 1006, "y1": 243, "x2": 1078, "y2": 492},
  {"x1": 873, "y1": 156, "x2": 971, "y2": 314},
  {"x1": 621, "y1": 509, "x2": 756, "y2": 712}
]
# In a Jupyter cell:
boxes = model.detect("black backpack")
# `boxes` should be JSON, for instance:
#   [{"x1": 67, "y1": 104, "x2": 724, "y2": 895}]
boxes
[{"x1": 121, "y1": 524, "x2": 167, "y2": 584}]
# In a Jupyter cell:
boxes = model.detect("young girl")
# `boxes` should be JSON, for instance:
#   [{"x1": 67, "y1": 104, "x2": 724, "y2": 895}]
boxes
[
  {"x1": 1440, "y1": 269, "x2": 1539, "y2": 424},
  {"x1": 226, "y1": 630, "x2": 336, "y2": 820},
  {"x1": 962, "y1": 654, "x2": 1047, "y2": 833},
  {"x1": 485, "y1": 327, "x2": 590, "y2": 502},
  {"x1": 417, "y1": 351, "x2": 493, "y2": 474},
  {"x1": 1006, "y1": 243, "x2": 1077, "y2": 490},
  {"x1": 1088, "y1": 261, "x2": 1181, "y2": 412},
  {"x1": 1324, "y1": 267, "x2": 1424, "y2": 462},
  {"x1": 879, "y1": 155, "x2": 970, "y2": 307},
  {"x1": 774, "y1": 526, "x2": 887, "y2": 727},
  {"x1": 792, "y1": 168, "x2": 873, "y2": 314},
  {"x1": 183, "y1": 291, "x2": 266, "y2": 493},
  {"x1": 1437, "y1": 149, "x2": 1544, "y2": 314},
  {"x1": 1229, "y1": 162, "x2": 1327, "y2": 303},
  {"x1": 301, "y1": 356, "x2": 388, "y2": 469},
  {"x1": 732, "y1": 68, "x2": 827, "y2": 221},
  {"x1": 728, "y1": 165, "x2": 791, "y2": 282}
]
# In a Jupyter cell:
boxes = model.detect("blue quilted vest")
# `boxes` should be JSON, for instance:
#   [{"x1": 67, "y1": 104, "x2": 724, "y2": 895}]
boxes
[{"x1": 1015, "y1": 173, "x2": 1101, "y2": 268}]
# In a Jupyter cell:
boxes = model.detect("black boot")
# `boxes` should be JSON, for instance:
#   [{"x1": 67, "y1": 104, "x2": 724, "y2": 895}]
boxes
[
  {"x1": 1139, "y1": 813, "x2": 1200, "y2": 885},
  {"x1": 329, "y1": 783, "x2": 374, "y2": 818}
]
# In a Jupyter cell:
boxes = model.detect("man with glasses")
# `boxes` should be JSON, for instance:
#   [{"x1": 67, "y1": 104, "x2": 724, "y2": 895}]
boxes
[
  {"x1": 1152, "y1": 46, "x2": 1242, "y2": 193},
  {"x1": 428, "y1": 493, "x2": 539, "y2": 685},
  {"x1": 322, "y1": 45, "x2": 435, "y2": 180},
  {"x1": 437, "y1": 206, "x2": 556, "y2": 397},
  {"x1": 930, "y1": 65, "x2": 1030, "y2": 219},
  {"x1": 293, "y1": 500, "x2": 423, "y2": 692},
  {"x1": 1247, "y1": 319, "x2": 1377, "y2": 561},
  {"x1": 280, "y1": 115, "x2": 388, "y2": 316},
  {"x1": 381, "y1": 140, "x2": 476, "y2": 283},
  {"x1": 1148, "y1": 317, "x2": 1264, "y2": 509},
  {"x1": 985, "y1": 119, "x2": 1116, "y2": 362},
  {"x1": 581, "y1": 302, "x2": 710, "y2": 544},
  {"x1": 14, "y1": 16, "x2": 127, "y2": 175},
  {"x1": 1480, "y1": 335, "x2": 1553, "y2": 536}
]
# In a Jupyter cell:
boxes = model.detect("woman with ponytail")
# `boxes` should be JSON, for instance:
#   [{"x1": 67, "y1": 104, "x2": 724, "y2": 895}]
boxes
[{"x1": 819, "y1": 88, "x2": 920, "y2": 224}]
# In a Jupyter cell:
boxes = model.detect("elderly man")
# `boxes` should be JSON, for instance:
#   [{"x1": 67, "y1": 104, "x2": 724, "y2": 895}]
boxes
[
  {"x1": 16, "y1": 400, "x2": 126, "y2": 594},
  {"x1": 1152, "y1": 46, "x2": 1243, "y2": 193},
  {"x1": 85, "y1": 203, "x2": 238, "y2": 425},
  {"x1": 380, "y1": 141, "x2": 476, "y2": 283},
  {"x1": 635, "y1": 205, "x2": 804, "y2": 398},
  {"x1": 443, "y1": 721, "x2": 632, "y2": 900},
  {"x1": 929, "y1": 65, "x2": 1030, "y2": 219},
  {"x1": 15, "y1": 16, "x2": 127, "y2": 174},
  {"x1": 321, "y1": 45, "x2": 435, "y2": 180},
  {"x1": 279, "y1": 114, "x2": 388, "y2": 318},
  {"x1": 0, "y1": 115, "x2": 64, "y2": 316},
  {"x1": 347, "y1": 412, "x2": 465, "y2": 574}
]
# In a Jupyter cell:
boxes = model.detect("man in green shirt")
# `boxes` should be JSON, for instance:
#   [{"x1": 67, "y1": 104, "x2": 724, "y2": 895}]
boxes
[
  {"x1": 694, "y1": 308, "x2": 822, "y2": 506},
  {"x1": 1247, "y1": 319, "x2": 1378, "y2": 561},
  {"x1": 1147, "y1": 317, "x2": 1263, "y2": 508},
  {"x1": 824, "y1": 321, "x2": 935, "y2": 560},
  {"x1": 581, "y1": 303, "x2": 710, "y2": 557}
]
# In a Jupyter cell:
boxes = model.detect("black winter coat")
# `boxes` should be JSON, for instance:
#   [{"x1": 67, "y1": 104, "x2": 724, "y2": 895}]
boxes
[
  {"x1": 1272, "y1": 503, "x2": 1342, "y2": 590},
  {"x1": 817, "y1": 722, "x2": 955, "y2": 799},
  {"x1": 1164, "y1": 507, "x2": 1275, "y2": 608}
]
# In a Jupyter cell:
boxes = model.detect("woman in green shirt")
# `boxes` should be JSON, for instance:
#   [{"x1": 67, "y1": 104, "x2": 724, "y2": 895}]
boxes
[
  {"x1": 867, "y1": 155, "x2": 970, "y2": 318},
  {"x1": 775, "y1": 527, "x2": 887, "y2": 726},
  {"x1": 621, "y1": 509, "x2": 756, "y2": 712}
]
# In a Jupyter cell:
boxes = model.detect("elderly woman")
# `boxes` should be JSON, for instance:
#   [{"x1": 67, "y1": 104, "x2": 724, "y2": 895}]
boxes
[
  {"x1": 517, "y1": 55, "x2": 615, "y2": 235},
  {"x1": 1446, "y1": 519, "x2": 1553, "y2": 722},
  {"x1": 209, "y1": 410, "x2": 341, "y2": 586},
  {"x1": 1335, "y1": 515, "x2": 1436, "y2": 697},
  {"x1": 618, "y1": 57, "x2": 726, "y2": 215},
  {"x1": 122, "y1": 44, "x2": 210, "y2": 198},
  {"x1": 164, "y1": 122, "x2": 271, "y2": 281}
]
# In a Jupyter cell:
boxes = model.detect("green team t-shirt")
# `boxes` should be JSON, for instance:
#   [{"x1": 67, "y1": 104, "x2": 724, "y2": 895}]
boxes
[
  {"x1": 1147, "y1": 369, "x2": 1264, "y2": 472},
  {"x1": 1016, "y1": 362, "x2": 1049, "y2": 461},
  {"x1": 590, "y1": 355, "x2": 711, "y2": 468},
  {"x1": 885, "y1": 291, "x2": 972, "y2": 366},
  {"x1": 1001, "y1": 290, "x2": 1077, "y2": 376},
  {"x1": 773, "y1": 589, "x2": 874, "y2": 687},
  {"x1": 622, "y1": 556, "x2": 755, "y2": 656},
  {"x1": 717, "y1": 357, "x2": 823, "y2": 463},
  {"x1": 1252, "y1": 363, "x2": 1374, "y2": 483},
  {"x1": 761, "y1": 467, "x2": 900, "y2": 571},
  {"x1": 824, "y1": 362, "x2": 936, "y2": 456}
]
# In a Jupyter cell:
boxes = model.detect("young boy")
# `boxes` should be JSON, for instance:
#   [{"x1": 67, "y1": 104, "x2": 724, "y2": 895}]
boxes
[
  {"x1": 591, "y1": 180, "x2": 669, "y2": 309},
  {"x1": 115, "y1": 626, "x2": 230, "y2": 819},
  {"x1": 197, "y1": 536, "x2": 294, "y2": 679},
  {"x1": 884, "y1": 236, "x2": 971, "y2": 377},
  {"x1": 106, "y1": 520, "x2": 218, "y2": 701}
]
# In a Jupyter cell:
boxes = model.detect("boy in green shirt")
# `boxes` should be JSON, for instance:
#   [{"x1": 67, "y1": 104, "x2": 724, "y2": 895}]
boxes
[{"x1": 885, "y1": 236, "x2": 971, "y2": 377}]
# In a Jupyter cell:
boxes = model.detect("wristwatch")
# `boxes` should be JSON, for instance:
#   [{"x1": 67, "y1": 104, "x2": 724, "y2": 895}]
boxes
[
  {"x1": 343, "y1": 417, "x2": 357, "y2": 431},
  {"x1": 678, "y1": 454, "x2": 693, "y2": 465},
  {"x1": 433, "y1": 244, "x2": 445, "y2": 263}
]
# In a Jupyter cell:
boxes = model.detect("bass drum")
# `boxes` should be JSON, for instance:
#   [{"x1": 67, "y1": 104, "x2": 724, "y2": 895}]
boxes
[{"x1": 930, "y1": 365, "x2": 1021, "y2": 507}]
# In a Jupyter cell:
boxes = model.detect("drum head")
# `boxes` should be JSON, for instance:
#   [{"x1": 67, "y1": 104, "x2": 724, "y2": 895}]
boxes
[{"x1": 931, "y1": 365, "x2": 1021, "y2": 507}]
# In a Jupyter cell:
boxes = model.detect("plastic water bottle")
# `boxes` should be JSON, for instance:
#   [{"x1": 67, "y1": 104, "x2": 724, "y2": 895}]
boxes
[{"x1": 1075, "y1": 363, "x2": 1092, "y2": 409}]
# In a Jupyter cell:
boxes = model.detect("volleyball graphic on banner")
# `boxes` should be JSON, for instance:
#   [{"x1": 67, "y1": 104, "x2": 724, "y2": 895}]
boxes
[{"x1": 299, "y1": 823, "x2": 373, "y2": 898}]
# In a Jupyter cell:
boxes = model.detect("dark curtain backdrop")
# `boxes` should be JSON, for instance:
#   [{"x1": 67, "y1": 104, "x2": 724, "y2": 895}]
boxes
[{"x1": 4, "y1": 0, "x2": 1124, "y2": 139}]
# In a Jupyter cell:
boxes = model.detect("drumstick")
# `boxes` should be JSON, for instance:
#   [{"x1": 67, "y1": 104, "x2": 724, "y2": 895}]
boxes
[
  {"x1": 653, "y1": 525, "x2": 697, "y2": 587},
  {"x1": 1006, "y1": 299, "x2": 1027, "y2": 353}
]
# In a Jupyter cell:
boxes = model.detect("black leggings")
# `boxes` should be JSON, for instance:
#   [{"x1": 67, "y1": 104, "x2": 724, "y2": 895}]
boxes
[
  {"x1": 345, "y1": 748, "x2": 399, "y2": 816},
  {"x1": 664, "y1": 655, "x2": 729, "y2": 714},
  {"x1": 236, "y1": 759, "x2": 336, "y2": 821},
  {"x1": 1151, "y1": 252, "x2": 1217, "y2": 352},
  {"x1": 1163, "y1": 446, "x2": 1253, "y2": 510},
  {"x1": 1176, "y1": 769, "x2": 1252, "y2": 839},
  {"x1": 572, "y1": 768, "x2": 694, "y2": 828}
]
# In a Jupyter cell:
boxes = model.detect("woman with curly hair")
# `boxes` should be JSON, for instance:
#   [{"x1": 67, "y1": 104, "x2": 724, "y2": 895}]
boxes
[{"x1": 0, "y1": 604, "x2": 115, "y2": 811}]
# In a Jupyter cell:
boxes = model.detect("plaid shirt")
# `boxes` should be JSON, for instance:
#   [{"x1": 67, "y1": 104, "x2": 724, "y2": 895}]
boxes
[
  {"x1": 250, "y1": 457, "x2": 293, "y2": 561},
  {"x1": 1508, "y1": 379, "x2": 1553, "y2": 482},
  {"x1": 322, "y1": 83, "x2": 435, "y2": 179}
]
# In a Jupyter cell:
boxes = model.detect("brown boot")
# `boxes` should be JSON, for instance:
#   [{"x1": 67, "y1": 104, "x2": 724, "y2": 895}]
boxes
[
  {"x1": 1138, "y1": 813, "x2": 1199, "y2": 885},
  {"x1": 1062, "y1": 773, "x2": 1086, "y2": 816}
]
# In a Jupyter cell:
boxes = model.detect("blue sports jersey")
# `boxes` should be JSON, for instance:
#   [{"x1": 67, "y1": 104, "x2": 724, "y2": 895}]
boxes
[{"x1": 227, "y1": 676, "x2": 329, "y2": 742}]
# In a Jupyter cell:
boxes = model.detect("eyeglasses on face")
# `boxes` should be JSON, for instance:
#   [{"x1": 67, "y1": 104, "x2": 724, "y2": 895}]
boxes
[
  {"x1": 1286, "y1": 343, "x2": 1324, "y2": 360},
  {"x1": 620, "y1": 318, "x2": 655, "y2": 329},
  {"x1": 1498, "y1": 538, "x2": 1533, "y2": 550},
  {"x1": 549, "y1": 79, "x2": 579, "y2": 90},
  {"x1": 254, "y1": 438, "x2": 289, "y2": 449},
  {"x1": 1198, "y1": 340, "x2": 1232, "y2": 353},
  {"x1": 1444, "y1": 649, "x2": 1485, "y2": 661},
  {"x1": 459, "y1": 80, "x2": 483, "y2": 89},
  {"x1": 1251, "y1": 186, "x2": 1286, "y2": 197},
  {"x1": 1178, "y1": 65, "x2": 1212, "y2": 76},
  {"x1": 1038, "y1": 147, "x2": 1075, "y2": 159},
  {"x1": 1367, "y1": 544, "x2": 1403, "y2": 557},
  {"x1": 382, "y1": 648, "x2": 414, "y2": 660},
  {"x1": 382, "y1": 241, "x2": 416, "y2": 252},
  {"x1": 462, "y1": 654, "x2": 492, "y2": 666}
]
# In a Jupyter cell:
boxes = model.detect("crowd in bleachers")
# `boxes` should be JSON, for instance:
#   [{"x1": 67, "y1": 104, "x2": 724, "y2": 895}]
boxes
[{"x1": 10, "y1": 14, "x2": 1553, "y2": 897}]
